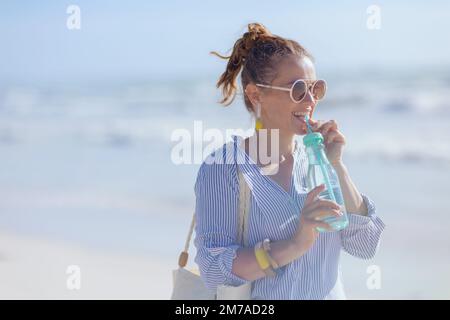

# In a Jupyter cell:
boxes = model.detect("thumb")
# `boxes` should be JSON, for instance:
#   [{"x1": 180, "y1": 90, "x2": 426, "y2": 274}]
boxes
[
  {"x1": 305, "y1": 184, "x2": 325, "y2": 206},
  {"x1": 308, "y1": 117, "x2": 317, "y2": 126}
]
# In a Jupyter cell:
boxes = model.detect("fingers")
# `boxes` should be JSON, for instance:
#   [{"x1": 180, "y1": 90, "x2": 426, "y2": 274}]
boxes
[
  {"x1": 312, "y1": 221, "x2": 334, "y2": 232},
  {"x1": 311, "y1": 119, "x2": 338, "y2": 136},
  {"x1": 308, "y1": 208, "x2": 342, "y2": 220},
  {"x1": 304, "y1": 184, "x2": 325, "y2": 206},
  {"x1": 302, "y1": 218, "x2": 334, "y2": 232},
  {"x1": 307, "y1": 198, "x2": 341, "y2": 212},
  {"x1": 310, "y1": 119, "x2": 346, "y2": 146},
  {"x1": 322, "y1": 120, "x2": 338, "y2": 134},
  {"x1": 324, "y1": 130, "x2": 345, "y2": 145},
  {"x1": 309, "y1": 119, "x2": 324, "y2": 130}
]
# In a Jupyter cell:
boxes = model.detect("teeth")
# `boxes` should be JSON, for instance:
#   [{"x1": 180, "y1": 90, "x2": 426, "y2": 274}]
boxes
[{"x1": 292, "y1": 111, "x2": 309, "y2": 117}]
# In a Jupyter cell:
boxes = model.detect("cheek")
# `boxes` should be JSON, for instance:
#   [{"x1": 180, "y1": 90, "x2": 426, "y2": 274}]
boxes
[
  {"x1": 268, "y1": 98, "x2": 296, "y2": 115},
  {"x1": 263, "y1": 96, "x2": 300, "y2": 126},
  {"x1": 266, "y1": 104, "x2": 292, "y2": 123},
  {"x1": 265, "y1": 92, "x2": 293, "y2": 109}
]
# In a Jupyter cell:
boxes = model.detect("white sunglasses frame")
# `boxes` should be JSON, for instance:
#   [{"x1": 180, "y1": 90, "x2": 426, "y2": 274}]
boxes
[{"x1": 255, "y1": 79, "x2": 327, "y2": 103}]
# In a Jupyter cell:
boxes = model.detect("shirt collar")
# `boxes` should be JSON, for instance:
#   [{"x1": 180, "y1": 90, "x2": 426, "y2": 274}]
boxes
[{"x1": 230, "y1": 134, "x2": 305, "y2": 217}]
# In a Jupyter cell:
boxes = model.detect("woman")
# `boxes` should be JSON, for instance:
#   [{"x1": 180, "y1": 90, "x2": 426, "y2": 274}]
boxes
[{"x1": 193, "y1": 23, "x2": 385, "y2": 300}]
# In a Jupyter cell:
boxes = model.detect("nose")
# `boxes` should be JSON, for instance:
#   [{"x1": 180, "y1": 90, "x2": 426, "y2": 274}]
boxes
[{"x1": 302, "y1": 87, "x2": 316, "y2": 105}]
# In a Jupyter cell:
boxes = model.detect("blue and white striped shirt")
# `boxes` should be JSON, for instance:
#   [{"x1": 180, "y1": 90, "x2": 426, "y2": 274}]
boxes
[{"x1": 193, "y1": 135, "x2": 385, "y2": 300}]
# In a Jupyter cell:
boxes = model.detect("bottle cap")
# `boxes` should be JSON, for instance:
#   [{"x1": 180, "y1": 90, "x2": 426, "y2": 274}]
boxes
[{"x1": 302, "y1": 132, "x2": 324, "y2": 147}]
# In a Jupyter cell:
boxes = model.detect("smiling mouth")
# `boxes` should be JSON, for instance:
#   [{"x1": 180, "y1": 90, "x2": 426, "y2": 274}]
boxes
[{"x1": 292, "y1": 111, "x2": 309, "y2": 122}]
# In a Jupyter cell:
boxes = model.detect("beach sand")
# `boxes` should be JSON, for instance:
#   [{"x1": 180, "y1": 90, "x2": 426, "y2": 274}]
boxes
[{"x1": 0, "y1": 230, "x2": 173, "y2": 299}]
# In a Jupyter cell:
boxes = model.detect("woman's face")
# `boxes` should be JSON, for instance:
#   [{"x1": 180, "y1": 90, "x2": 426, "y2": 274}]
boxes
[{"x1": 252, "y1": 55, "x2": 318, "y2": 136}]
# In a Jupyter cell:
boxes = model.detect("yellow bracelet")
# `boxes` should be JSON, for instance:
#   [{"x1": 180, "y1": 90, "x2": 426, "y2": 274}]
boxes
[
  {"x1": 254, "y1": 241, "x2": 276, "y2": 277},
  {"x1": 262, "y1": 238, "x2": 279, "y2": 270},
  {"x1": 254, "y1": 242, "x2": 270, "y2": 269}
]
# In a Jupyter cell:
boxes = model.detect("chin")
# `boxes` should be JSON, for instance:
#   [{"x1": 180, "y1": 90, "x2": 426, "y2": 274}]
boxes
[
  {"x1": 296, "y1": 129, "x2": 307, "y2": 136},
  {"x1": 290, "y1": 124, "x2": 307, "y2": 136}
]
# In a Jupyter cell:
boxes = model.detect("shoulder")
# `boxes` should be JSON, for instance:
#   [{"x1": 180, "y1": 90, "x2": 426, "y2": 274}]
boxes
[{"x1": 194, "y1": 139, "x2": 238, "y2": 194}]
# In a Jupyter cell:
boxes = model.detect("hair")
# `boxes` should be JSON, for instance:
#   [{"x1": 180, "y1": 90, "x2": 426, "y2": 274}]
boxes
[{"x1": 211, "y1": 22, "x2": 313, "y2": 113}]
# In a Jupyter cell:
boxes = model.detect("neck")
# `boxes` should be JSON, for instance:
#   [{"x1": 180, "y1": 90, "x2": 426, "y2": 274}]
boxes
[
  {"x1": 253, "y1": 128, "x2": 296, "y2": 161},
  {"x1": 277, "y1": 131, "x2": 296, "y2": 157}
]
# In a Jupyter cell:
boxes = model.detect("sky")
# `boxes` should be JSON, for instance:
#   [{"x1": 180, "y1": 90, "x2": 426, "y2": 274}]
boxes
[{"x1": 1, "y1": 0, "x2": 450, "y2": 84}]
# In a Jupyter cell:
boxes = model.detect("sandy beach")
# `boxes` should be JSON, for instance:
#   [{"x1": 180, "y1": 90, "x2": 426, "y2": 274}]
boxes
[{"x1": 0, "y1": 230, "x2": 174, "y2": 299}]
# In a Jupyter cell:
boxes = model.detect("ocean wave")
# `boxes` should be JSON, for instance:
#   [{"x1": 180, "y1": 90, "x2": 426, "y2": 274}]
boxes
[
  {"x1": 350, "y1": 149, "x2": 450, "y2": 166},
  {"x1": 382, "y1": 94, "x2": 450, "y2": 115},
  {"x1": 349, "y1": 136, "x2": 450, "y2": 166},
  {"x1": 2, "y1": 76, "x2": 450, "y2": 119}
]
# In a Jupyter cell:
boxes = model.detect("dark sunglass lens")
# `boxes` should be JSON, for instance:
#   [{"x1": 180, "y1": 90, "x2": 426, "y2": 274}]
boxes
[
  {"x1": 292, "y1": 81, "x2": 307, "y2": 102},
  {"x1": 313, "y1": 80, "x2": 326, "y2": 100}
]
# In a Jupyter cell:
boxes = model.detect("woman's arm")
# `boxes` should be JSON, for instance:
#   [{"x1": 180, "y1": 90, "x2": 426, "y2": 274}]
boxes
[
  {"x1": 332, "y1": 161, "x2": 386, "y2": 259},
  {"x1": 332, "y1": 161, "x2": 368, "y2": 216},
  {"x1": 232, "y1": 239, "x2": 306, "y2": 281},
  {"x1": 310, "y1": 118, "x2": 386, "y2": 259}
]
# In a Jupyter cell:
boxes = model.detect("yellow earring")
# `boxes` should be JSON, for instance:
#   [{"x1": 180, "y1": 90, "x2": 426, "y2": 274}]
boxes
[
  {"x1": 255, "y1": 119, "x2": 263, "y2": 131},
  {"x1": 255, "y1": 103, "x2": 263, "y2": 131}
]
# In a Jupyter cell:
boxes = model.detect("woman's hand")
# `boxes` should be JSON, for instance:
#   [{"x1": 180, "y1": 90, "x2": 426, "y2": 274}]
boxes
[
  {"x1": 309, "y1": 119, "x2": 346, "y2": 166},
  {"x1": 291, "y1": 184, "x2": 341, "y2": 254}
]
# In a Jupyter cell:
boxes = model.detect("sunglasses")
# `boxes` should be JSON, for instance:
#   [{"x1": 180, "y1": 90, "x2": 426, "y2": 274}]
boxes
[{"x1": 255, "y1": 79, "x2": 327, "y2": 103}]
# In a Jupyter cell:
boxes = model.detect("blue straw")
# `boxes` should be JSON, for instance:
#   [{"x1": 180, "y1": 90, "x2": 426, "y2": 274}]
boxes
[
  {"x1": 305, "y1": 115, "x2": 336, "y2": 202},
  {"x1": 305, "y1": 114, "x2": 314, "y2": 134}
]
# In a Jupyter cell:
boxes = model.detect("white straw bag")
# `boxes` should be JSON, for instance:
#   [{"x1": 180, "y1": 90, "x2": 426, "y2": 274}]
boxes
[{"x1": 171, "y1": 170, "x2": 252, "y2": 300}]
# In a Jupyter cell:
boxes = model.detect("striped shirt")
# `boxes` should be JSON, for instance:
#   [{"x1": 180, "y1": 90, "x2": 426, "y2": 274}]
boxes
[{"x1": 193, "y1": 134, "x2": 386, "y2": 300}]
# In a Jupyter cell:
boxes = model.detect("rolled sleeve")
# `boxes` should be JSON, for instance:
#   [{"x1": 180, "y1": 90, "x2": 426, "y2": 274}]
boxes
[
  {"x1": 193, "y1": 159, "x2": 251, "y2": 293},
  {"x1": 195, "y1": 234, "x2": 250, "y2": 292},
  {"x1": 340, "y1": 193, "x2": 386, "y2": 259}
]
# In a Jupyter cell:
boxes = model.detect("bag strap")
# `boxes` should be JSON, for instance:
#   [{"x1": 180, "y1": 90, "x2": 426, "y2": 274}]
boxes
[
  {"x1": 238, "y1": 169, "x2": 251, "y2": 247},
  {"x1": 177, "y1": 167, "x2": 251, "y2": 268}
]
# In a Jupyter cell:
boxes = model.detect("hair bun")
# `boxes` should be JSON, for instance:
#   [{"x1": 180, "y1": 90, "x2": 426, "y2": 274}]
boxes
[
  {"x1": 247, "y1": 22, "x2": 272, "y2": 41},
  {"x1": 238, "y1": 23, "x2": 273, "y2": 62}
]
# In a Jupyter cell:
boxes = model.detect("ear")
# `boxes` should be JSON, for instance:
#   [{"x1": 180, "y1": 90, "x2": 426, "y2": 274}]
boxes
[{"x1": 244, "y1": 83, "x2": 261, "y2": 108}]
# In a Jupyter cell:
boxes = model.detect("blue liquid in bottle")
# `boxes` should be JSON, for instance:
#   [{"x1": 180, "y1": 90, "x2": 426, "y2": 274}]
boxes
[{"x1": 303, "y1": 117, "x2": 348, "y2": 232}]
